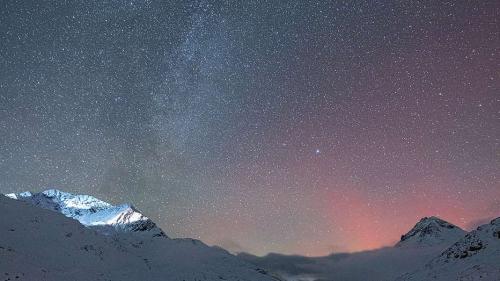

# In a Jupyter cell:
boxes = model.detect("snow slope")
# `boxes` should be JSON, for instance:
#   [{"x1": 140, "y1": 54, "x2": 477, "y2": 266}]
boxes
[
  {"x1": 396, "y1": 217, "x2": 500, "y2": 281},
  {"x1": 0, "y1": 193, "x2": 279, "y2": 281}
]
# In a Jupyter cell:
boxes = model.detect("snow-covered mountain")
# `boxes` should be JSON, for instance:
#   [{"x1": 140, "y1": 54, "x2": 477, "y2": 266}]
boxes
[
  {"x1": 3, "y1": 188, "x2": 498, "y2": 281},
  {"x1": 397, "y1": 217, "x2": 500, "y2": 281},
  {"x1": 1, "y1": 190, "x2": 280, "y2": 281},
  {"x1": 6, "y1": 189, "x2": 165, "y2": 236},
  {"x1": 240, "y1": 216, "x2": 499, "y2": 281},
  {"x1": 396, "y1": 216, "x2": 466, "y2": 248}
]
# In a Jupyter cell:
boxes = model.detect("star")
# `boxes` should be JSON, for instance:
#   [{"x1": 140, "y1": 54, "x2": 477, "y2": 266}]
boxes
[{"x1": 0, "y1": 0, "x2": 498, "y2": 257}]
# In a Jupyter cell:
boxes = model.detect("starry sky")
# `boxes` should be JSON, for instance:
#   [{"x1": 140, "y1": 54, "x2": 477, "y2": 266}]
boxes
[{"x1": 1, "y1": 1, "x2": 499, "y2": 256}]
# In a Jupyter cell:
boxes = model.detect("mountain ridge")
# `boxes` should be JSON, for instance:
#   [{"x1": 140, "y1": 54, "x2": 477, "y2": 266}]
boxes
[{"x1": 6, "y1": 189, "x2": 166, "y2": 237}]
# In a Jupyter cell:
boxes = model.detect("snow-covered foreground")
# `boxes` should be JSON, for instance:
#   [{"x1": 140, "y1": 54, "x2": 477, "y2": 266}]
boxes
[
  {"x1": 0, "y1": 190, "x2": 280, "y2": 281},
  {"x1": 240, "y1": 217, "x2": 500, "y2": 281}
]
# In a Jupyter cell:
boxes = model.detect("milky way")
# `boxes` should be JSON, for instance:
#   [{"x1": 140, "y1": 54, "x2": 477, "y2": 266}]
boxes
[{"x1": 1, "y1": 1, "x2": 499, "y2": 256}]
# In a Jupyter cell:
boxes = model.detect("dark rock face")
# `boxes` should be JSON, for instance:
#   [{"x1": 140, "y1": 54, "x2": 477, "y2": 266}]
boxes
[
  {"x1": 123, "y1": 219, "x2": 163, "y2": 234},
  {"x1": 444, "y1": 233, "x2": 484, "y2": 260}
]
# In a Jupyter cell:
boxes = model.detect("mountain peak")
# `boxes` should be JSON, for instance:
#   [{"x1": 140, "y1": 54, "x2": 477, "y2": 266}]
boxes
[
  {"x1": 398, "y1": 217, "x2": 500, "y2": 280},
  {"x1": 5, "y1": 189, "x2": 166, "y2": 237},
  {"x1": 42, "y1": 188, "x2": 112, "y2": 210},
  {"x1": 396, "y1": 216, "x2": 466, "y2": 248},
  {"x1": 416, "y1": 216, "x2": 455, "y2": 227}
]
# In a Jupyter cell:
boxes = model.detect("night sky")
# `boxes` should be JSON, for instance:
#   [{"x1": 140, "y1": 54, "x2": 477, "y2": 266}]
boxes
[{"x1": 1, "y1": 1, "x2": 499, "y2": 256}]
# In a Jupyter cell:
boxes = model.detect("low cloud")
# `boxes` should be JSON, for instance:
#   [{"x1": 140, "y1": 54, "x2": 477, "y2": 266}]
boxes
[
  {"x1": 465, "y1": 203, "x2": 500, "y2": 230},
  {"x1": 465, "y1": 216, "x2": 497, "y2": 230},
  {"x1": 213, "y1": 239, "x2": 248, "y2": 254}
]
